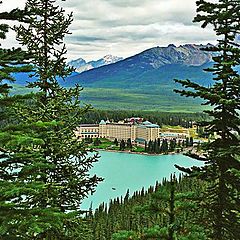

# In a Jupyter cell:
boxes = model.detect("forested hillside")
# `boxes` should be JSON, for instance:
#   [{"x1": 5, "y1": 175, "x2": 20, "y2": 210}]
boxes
[
  {"x1": 89, "y1": 176, "x2": 208, "y2": 240},
  {"x1": 9, "y1": 52, "x2": 240, "y2": 112},
  {"x1": 82, "y1": 109, "x2": 208, "y2": 127}
]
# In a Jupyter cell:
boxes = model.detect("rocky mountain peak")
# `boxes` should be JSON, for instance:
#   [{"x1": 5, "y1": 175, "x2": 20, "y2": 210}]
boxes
[
  {"x1": 141, "y1": 44, "x2": 213, "y2": 69},
  {"x1": 68, "y1": 55, "x2": 123, "y2": 73}
]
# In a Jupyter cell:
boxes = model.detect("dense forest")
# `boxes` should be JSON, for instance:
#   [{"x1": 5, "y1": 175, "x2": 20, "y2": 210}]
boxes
[
  {"x1": 89, "y1": 175, "x2": 208, "y2": 240},
  {"x1": 82, "y1": 110, "x2": 208, "y2": 128},
  {"x1": 0, "y1": 0, "x2": 239, "y2": 240}
]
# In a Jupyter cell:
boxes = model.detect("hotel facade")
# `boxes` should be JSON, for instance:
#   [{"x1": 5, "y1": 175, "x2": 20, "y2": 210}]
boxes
[{"x1": 75, "y1": 120, "x2": 160, "y2": 142}]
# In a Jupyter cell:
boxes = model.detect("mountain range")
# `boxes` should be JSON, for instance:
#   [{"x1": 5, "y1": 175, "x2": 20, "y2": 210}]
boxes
[
  {"x1": 61, "y1": 44, "x2": 215, "y2": 112},
  {"x1": 68, "y1": 55, "x2": 123, "y2": 73},
  {"x1": 65, "y1": 44, "x2": 215, "y2": 85},
  {"x1": 12, "y1": 44, "x2": 217, "y2": 112}
]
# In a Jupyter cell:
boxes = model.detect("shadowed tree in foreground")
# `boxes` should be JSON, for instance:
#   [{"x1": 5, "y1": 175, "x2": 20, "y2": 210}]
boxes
[
  {"x1": 175, "y1": 0, "x2": 240, "y2": 239},
  {"x1": 0, "y1": 2, "x2": 32, "y2": 123},
  {"x1": 0, "y1": 0, "x2": 102, "y2": 238}
]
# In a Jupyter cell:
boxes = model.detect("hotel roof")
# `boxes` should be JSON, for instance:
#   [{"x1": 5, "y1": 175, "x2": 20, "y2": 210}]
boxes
[
  {"x1": 99, "y1": 120, "x2": 106, "y2": 125},
  {"x1": 140, "y1": 121, "x2": 159, "y2": 128}
]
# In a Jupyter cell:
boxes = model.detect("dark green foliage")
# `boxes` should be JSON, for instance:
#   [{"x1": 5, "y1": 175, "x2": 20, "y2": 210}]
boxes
[
  {"x1": 82, "y1": 109, "x2": 208, "y2": 128},
  {"x1": 87, "y1": 137, "x2": 93, "y2": 144},
  {"x1": 113, "y1": 138, "x2": 119, "y2": 146},
  {"x1": 0, "y1": 0, "x2": 101, "y2": 238},
  {"x1": 94, "y1": 137, "x2": 102, "y2": 146},
  {"x1": 161, "y1": 139, "x2": 169, "y2": 153},
  {"x1": 0, "y1": 2, "x2": 32, "y2": 127},
  {"x1": 119, "y1": 140, "x2": 126, "y2": 151},
  {"x1": 126, "y1": 138, "x2": 132, "y2": 150},
  {"x1": 175, "y1": 0, "x2": 240, "y2": 239},
  {"x1": 144, "y1": 141, "x2": 147, "y2": 151},
  {"x1": 144, "y1": 138, "x2": 181, "y2": 154},
  {"x1": 147, "y1": 175, "x2": 206, "y2": 240},
  {"x1": 89, "y1": 176, "x2": 208, "y2": 240},
  {"x1": 0, "y1": 3, "x2": 32, "y2": 95},
  {"x1": 0, "y1": 8, "x2": 36, "y2": 239},
  {"x1": 169, "y1": 139, "x2": 177, "y2": 152},
  {"x1": 189, "y1": 137, "x2": 193, "y2": 147},
  {"x1": 112, "y1": 230, "x2": 138, "y2": 240},
  {"x1": 147, "y1": 140, "x2": 153, "y2": 153}
]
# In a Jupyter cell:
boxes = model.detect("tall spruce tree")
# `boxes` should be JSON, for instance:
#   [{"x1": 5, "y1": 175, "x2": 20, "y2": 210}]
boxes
[
  {"x1": 0, "y1": 0, "x2": 101, "y2": 238},
  {"x1": 175, "y1": 0, "x2": 240, "y2": 239},
  {"x1": 0, "y1": 2, "x2": 32, "y2": 123},
  {"x1": 120, "y1": 139, "x2": 126, "y2": 151},
  {"x1": 142, "y1": 175, "x2": 204, "y2": 240},
  {"x1": 111, "y1": 176, "x2": 207, "y2": 240},
  {"x1": 0, "y1": 3, "x2": 41, "y2": 239}
]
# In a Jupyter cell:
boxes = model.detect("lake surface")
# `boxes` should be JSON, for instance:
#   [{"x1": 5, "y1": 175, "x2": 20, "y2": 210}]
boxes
[{"x1": 81, "y1": 151, "x2": 203, "y2": 210}]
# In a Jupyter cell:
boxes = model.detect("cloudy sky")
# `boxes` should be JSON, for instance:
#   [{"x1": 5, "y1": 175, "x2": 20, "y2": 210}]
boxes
[{"x1": 1, "y1": 0, "x2": 218, "y2": 61}]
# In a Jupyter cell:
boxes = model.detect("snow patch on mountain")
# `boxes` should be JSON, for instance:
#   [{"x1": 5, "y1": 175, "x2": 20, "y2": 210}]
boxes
[{"x1": 68, "y1": 55, "x2": 123, "y2": 73}]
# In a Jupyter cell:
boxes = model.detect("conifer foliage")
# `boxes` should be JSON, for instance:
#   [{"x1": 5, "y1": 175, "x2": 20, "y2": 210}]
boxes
[
  {"x1": 94, "y1": 176, "x2": 207, "y2": 240},
  {"x1": 175, "y1": 0, "x2": 240, "y2": 239},
  {"x1": 0, "y1": 1, "x2": 30, "y2": 87},
  {"x1": 0, "y1": 1, "x2": 31, "y2": 122},
  {"x1": 0, "y1": 0, "x2": 101, "y2": 238}
]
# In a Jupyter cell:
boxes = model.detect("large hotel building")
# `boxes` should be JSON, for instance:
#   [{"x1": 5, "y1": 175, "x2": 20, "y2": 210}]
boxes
[{"x1": 75, "y1": 120, "x2": 160, "y2": 143}]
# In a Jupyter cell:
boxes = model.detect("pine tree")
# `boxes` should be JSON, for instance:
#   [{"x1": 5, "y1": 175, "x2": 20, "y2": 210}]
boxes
[
  {"x1": 114, "y1": 138, "x2": 118, "y2": 146},
  {"x1": 133, "y1": 176, "x2": 206, "y2": 240},
  {"x1": 175, "y1": 0, "x2": 240, "y2": 239},
  {"x1": 0, "y1": 4, "x2": 37, "y2": 238},
  {"x1": 161, "y1": 139, "x2": 169, "y2": 153},
  {"x1": 155, "y1": 139, "x2": 160, "y2": 154},
  {"x1": 0, "y1": 6, "x2": 29, "y2": 75},
  {"x1": 189, "y1": 136, "x2": 193, "y2": 147},
  {"x1": 153, "y1": 139, "x2": 157, "y2": 153},
  {"x1": 144, "y1": 141, "x2": 147, "y2": 152},
  {"x1": 169, "y1": 139, "x2": 176, "y2": 152},
  {"x1": 0, "y1": 0, "x2": 102, "y2": 238},
  {"x1": 127, "y1": 138, "x2": 132, "y2": 149},
  {"x1": 120, "y1": 139, "x2": 126, "y2": 151},
  {"x1": 0, "y1": 3, "x2": 32, "y2": 124},
  {"x1": 147, "y1": 140, "x2": 152, "y2": 153}
]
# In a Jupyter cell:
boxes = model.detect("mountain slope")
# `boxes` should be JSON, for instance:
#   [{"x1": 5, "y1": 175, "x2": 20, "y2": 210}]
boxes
[
  {"x1": 65, "y1": 44, "x2": 214, "y2": 86},
  {"x1": 10, "y1": 44, "x2": 216, "y2": 112},
  {"x1": 68, "y1": 58, "x2": 86, "y2": 70},
  {"x1": 61, "y1": 44, "x2": 214, "y2": 111}
]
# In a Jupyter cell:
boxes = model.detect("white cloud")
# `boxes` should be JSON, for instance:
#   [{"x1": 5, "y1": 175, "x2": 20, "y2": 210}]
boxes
[
  {"x1": 0, "y1": 0, "x2": 26, "y2": 11},
  {"x1": 1, "y1": 0, "x2": 217, "y2": 61}
]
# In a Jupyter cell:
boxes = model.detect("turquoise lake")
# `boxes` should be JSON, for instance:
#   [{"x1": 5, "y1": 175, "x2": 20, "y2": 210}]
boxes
[{"x1": 81, "y1": 151, "x2": 204, "y2": 210}]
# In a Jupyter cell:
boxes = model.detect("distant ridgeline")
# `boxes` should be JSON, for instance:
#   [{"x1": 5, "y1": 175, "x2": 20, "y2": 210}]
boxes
[{"x1": 11, "y1": 44, "x2": 239, "y2": 112}]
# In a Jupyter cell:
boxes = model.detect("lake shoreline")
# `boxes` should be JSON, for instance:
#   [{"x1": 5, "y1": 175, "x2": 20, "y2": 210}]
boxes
[
  {"x1": 95, "y1": 148, "x2": 180, "y2": 157},
  {"x1": 94, "y1": 148, "x2": 205, "y2": 161}
]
